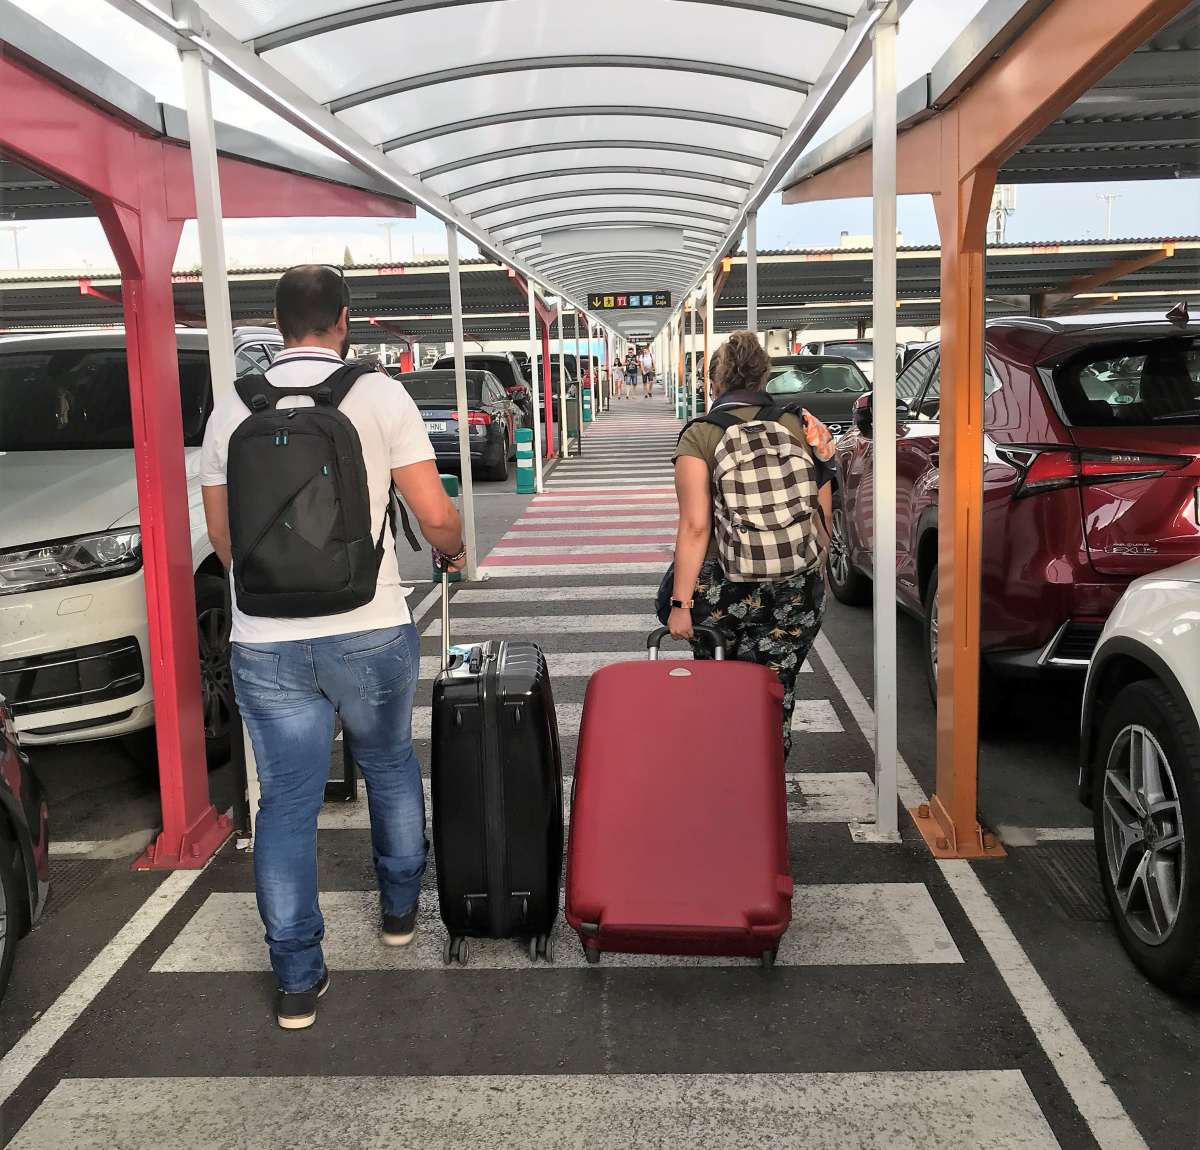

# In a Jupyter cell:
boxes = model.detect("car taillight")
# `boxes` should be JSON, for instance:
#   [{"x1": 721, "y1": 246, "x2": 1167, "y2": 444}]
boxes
[
  {"x1": 997, "y1": 445, "x2": 1191, "y2": 497},
  {"x1": 448, "y1": 411, "x2": 492, "y2": 425}
]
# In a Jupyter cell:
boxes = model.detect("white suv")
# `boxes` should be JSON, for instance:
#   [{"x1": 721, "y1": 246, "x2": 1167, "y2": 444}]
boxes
[
  {"x1": 0, "y1": 327, "x2": 282, "y2": 759},
  {"x1": 1080, "y1": 557, "x2": 1200, "y2": 995}
]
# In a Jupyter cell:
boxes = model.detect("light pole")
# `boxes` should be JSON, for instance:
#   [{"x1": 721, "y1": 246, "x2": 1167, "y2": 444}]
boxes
[
  {"x1": 1, "y1": 225, "x2": 27, "y2": 269},
  {"x1": 379, "y1": 221, "x2": 398, "y2": 262}
]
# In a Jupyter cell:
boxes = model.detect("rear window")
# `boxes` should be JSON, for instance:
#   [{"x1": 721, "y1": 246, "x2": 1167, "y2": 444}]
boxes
[
  {"x1": 767, "y1": 362, "x2": 867, "y2": 395},
  {"x1": 0, "y1": 347, "x2": 211, "y2": 450},
  {"x1": 1051, "y1": 337, "x2": 1200, "y2": 426},
  {"x1": 402, "y1": 374, "x2": 483, "y2": 404},
  {"x1": 823, "y1": 342, "x2": 872, "y2": 362}
]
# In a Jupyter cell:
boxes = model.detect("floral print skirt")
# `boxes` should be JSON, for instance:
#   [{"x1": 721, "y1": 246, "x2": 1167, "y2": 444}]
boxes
[{"x1": 690, "y1": 559, "x2": 826, "y2": 756}]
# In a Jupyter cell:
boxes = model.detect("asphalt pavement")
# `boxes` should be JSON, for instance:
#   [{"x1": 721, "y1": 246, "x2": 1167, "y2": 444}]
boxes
[{"x1": 1, "y1": 398, "x2": 1196, "y2": 1148}]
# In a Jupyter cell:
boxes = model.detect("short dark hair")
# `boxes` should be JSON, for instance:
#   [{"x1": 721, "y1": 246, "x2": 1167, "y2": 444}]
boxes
[{"x1": 274, "y1": 265, "x2": 350, "y2": 341}]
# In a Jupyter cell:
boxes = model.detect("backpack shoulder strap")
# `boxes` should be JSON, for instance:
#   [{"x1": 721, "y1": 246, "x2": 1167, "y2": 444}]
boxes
[
  {"x1": 233, "y1": 373, "x2": 272, "y2": 412},
  {"x1": 679, "y1": 408, "x2": 744, "y2": 440},
  {"x1": 316, "y1": 361, "x2": 376, "y2": 409}
]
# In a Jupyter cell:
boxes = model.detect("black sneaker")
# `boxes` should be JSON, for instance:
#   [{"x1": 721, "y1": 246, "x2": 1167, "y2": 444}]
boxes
[
  {"x1": 276, "y1": 969, "x2": 330, "y2": 1031},
  {"x1": 381, "y1": 907, "x2": 418, "y2": 947}
]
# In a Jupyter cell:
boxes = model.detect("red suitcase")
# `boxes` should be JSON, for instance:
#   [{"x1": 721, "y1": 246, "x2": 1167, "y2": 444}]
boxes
[{"x1": 566, "y1": 626, "x2": 793, "y2": 967}]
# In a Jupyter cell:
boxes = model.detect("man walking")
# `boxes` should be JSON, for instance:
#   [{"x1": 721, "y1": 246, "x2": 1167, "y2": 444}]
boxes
[
  {"x1": 639, "y1": 345, "x2": 656, "y2": 398},
  {"x1": 201, "y1": 265, "x2": 465, "y2": 1030}
]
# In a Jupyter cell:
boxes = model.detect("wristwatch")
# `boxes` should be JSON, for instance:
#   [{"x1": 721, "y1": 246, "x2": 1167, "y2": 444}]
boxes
[{"x1": 670, "y1": 597, "x2": 694, "y2": 610}]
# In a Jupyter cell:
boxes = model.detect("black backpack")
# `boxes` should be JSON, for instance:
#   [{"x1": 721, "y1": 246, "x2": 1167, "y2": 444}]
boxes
[{"x1": 228, "y1": 362, "x2": 418, "y2": 618}]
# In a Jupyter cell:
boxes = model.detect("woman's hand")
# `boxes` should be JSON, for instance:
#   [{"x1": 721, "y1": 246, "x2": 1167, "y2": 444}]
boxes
[{"x1": 668, "y1": 605, "x2": 694, "y2": 641}]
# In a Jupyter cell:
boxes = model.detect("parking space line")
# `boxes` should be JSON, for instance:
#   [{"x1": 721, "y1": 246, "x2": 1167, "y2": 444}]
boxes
[
  {"x1": 0, "y1": 867, "x2": 207, "y2": 1109},
  {"x1": 810, "y1": 633, "x2": 1146, "y2": 1150}
]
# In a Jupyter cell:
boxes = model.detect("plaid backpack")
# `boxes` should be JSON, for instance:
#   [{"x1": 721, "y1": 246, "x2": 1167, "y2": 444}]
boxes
[{"x1": 690, "y1": 404, "x2": 821, "y2": 583}]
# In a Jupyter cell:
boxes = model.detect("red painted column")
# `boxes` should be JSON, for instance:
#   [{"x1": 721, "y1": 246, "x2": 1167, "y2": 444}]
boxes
[
  {"x1": 539, "y1": 316, "x2": 555, "y2": 459},
  {"x1": 97, "y1": 139, "x2": 229, "y2": 869}
]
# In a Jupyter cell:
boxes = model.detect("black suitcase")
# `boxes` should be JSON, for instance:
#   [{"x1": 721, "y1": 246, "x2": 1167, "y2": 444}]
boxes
[{"x1": 430, "y1": 576, "x2": 563, "y2": 965}]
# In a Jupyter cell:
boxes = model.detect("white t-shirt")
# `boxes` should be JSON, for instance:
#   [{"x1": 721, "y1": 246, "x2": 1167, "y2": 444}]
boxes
[{"x1": 199, "y1": 346, "x2": 435, "y2": 644}]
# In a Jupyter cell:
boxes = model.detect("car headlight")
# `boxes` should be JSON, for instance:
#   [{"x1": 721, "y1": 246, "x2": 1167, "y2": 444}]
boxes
[{"x1": 0, "y1": 529, "x2": 142, "y2": 596}]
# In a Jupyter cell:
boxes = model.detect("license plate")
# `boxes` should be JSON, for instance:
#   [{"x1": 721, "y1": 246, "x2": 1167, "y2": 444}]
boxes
[{"x1": 425, "y1": 421, "x2": 448, "y2": 433}]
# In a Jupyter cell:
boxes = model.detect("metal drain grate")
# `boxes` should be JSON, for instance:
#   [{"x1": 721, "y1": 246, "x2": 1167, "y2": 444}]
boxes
[
  {"x1": 1026, "y1": 842, "x2": 1110, "y2": 922},
  {"x1": 46, "y1": 858, "x2": 111, "y2": 917}
]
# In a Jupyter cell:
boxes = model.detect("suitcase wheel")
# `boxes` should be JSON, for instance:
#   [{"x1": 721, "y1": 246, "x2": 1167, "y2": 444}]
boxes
[
  {"x1": 528, "y1": 934, "x2": 555, "y2": 964},
  {"x1": 583, "y1": 941, "x2": 601, "y2": 965},
  {"x1": 760, "y1": 948, "x2": 777, "y2": 970},
  {"x1": 443, "y1": 936, "x2": 470, "y2": 966}
]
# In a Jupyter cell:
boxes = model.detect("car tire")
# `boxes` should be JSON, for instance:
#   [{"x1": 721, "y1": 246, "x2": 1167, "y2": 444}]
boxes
[
  {"x1": 922, "y1": 569, "x2": 1003, "y2": 726},
  {"x1": 482, "y1": 443, "x2": 509, "y2": 482},
  {"x1": 827, "y1": 496, "x2": 871, "y2": 606},
  {"x1": 1092, "y1": 679, "x2": 1200, "y2": 995},
  {"x1": 0, "y1": 826, "x2": 23, "y2": 1002},
  {"x1": 195, "y1": 574, "x2": 232, "y2": 765}
]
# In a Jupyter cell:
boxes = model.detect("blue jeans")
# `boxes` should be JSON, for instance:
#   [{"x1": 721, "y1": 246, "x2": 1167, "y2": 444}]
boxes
[{"x1": 231, "y1": 625, "x2": 426, "y2": 991}]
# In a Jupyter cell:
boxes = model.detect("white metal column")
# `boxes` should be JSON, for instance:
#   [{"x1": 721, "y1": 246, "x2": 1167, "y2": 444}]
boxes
[
  {"x1": 526, "y1": 280, "x2": 544, "y2": 493},
  {"x1": 179, "y1": 49, "x2": 235, "y2": 400},
  {"x1": 870, "y1": 0, "x2": 900, "y2": 841},
  {"x1": 689, "y1": 294, "x2": 698, "y2": 419},
  {"x1": 557, "y1": 308, "x2": 568, "y2": 457},
  {"x1": 573, "y1": 310, "x2": 582, "y2": 430},
  {"x1": 704, "y1": 268, "x2": 715, "y2": 412},
  {"x1": 746, "y1": 210, "x2": 758, "y2": 339},
  {"x1": 446, "y1": 224, "x2": 479, "y2": 580}
]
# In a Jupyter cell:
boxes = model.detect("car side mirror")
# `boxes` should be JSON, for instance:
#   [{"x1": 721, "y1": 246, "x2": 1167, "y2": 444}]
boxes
[{"x1": 852, "y1": 393, "x2": 873, "y2": 435}]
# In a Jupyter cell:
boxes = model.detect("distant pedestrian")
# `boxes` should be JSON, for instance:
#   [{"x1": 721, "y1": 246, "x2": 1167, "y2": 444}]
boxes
[
  {"x1": 613, "y1": 354, "x2": 626, "y2": 399},
  {"x1": 667, "y1": 330, "x2": 834, "y2": 755},
  {"x1": 639, "y1": 346, "x2": 656, "y2": 398},
  {"x1": 624, "y1": 348, "x2": 640, "y2": 397},
  {"x1": 201, "y1": 264, "x2": 467, "y2": 1031}
]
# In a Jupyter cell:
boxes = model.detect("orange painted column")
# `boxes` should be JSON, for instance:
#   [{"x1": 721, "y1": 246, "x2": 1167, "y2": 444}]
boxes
[{"x1": 912, "y1": 109, "x2": 1003, "y2": 858}]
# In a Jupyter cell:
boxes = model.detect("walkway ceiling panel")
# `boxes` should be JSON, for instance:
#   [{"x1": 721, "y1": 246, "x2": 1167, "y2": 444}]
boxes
[
  {"x1": 335, "y1": 72, "x2": 803, "y2": 152},
  {"x1": 452, "y1": 172, "x2": 748, "y2": 215},
  {"x1": 422, "y1": 147, "x2": 765, "y2": 199},
  {"x1": 484, "y1": 202, "x2": 737, "y2": 233},
  {"x1": 387, "y1": 116, "x2": 780, "y2": 178}
]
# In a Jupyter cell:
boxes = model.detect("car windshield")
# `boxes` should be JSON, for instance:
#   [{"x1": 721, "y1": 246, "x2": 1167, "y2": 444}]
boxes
[
  {"x1": 402, "y1": 374, "x2": 483, "y2": 404},
  {"x1": 0, "y1": 347, "x2": 210, "y2": 450},
  {"x1": 766, "y1": 362, "x2": 868, "y2": 395},
  {"x1": 1051, "y1": 336, "x2": 1200, "y2": 426},
  {"x1": 822, "y1": 342, "x2": 872, "y2": 362}
]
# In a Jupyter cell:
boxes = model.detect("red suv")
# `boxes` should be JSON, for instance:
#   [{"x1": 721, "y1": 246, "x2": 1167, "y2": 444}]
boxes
[{"x1": 829, "y1": 313, "x2": 1200, "y2": 698}]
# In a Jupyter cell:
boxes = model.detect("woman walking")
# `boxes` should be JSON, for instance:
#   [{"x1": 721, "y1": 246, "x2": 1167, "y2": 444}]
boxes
[{"x1": 666, "y1": 332, "x2": 835, "y2": 755}]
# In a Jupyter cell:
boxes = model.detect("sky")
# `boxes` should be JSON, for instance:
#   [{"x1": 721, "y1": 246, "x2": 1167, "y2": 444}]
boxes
[{"x1": 3, "y1": 0, "x2": 1198, "y2": 273}]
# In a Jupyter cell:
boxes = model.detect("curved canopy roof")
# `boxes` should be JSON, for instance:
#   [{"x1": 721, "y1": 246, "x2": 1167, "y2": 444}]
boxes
[{"x1": 155, "y1": 0, "x2": 877, "y2": 336}]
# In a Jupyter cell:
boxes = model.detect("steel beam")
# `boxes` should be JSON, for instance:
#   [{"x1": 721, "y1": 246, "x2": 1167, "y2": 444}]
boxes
[
  {"x1": 449, "y1": 165, "x2": 755, "y2": 201},
  {"x1": 382, "y1": 104, "x2": 785, "y2": 151},
  {"x1": 446, "y1": 224, "x2": 479, "y2": 580},
  {"x1": 329, "y1": 55, "x2": 812, "y2": 114},
  {"x1": 471, "y1": 187, "x2": 744, "y2": 217},
  {"x1": 418, "y1": 138, "x2": 765, "y2": 180}
]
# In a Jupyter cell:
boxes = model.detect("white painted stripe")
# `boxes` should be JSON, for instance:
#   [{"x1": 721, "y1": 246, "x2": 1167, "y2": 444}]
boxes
[
  {"x1": 996, "y1": 826, "x2": 1095, "y2": 847},
  {"x1": 547, "y1": 482, "x2": 675, "y2": 489},
  {"x1": 452, "y1": 586, "x2": 660, "y2": 604},
  {"x1": 791, "y1": 698, "x2": 843, "y2": 733},
  {"x1": 6, "y1": 1070, "x2": 1057, "y2": 1149},
  {"x1": 499, "y1": 527, "x2": 675, "y2": 538},
  {"x1": 320, "y1": 769, "x2": 863, "y2": 831},
  {"x1": 811, "y1": 634, "x2": 927, "y2": 808},
  {"x1": 939, "y1": 861, "x2": 1147, "y2": 1149},
  {"x1": 48, "y1": 829, "x2": 156, "y2": 859},
  {"x1": 152, "y1": 882, "x2": 961, "y2": 973},
  {"x1": 812, "y1": 632, "x2": 1146, "y2": 1150},
  {"x1": 48, "y1": 841, "x2": 103, "y2": 856},
  {"x1": 512, "y1": 516, "x2": 677, "y2": 527},
  {"x1": 480, "y1": 563, "x2": 668, "y2": 576},
  {"x1": 0, "y1": 867, "x2": 206, "y2": 1109},
  {"x1": 424, "y1": 614, "x2": 655, "y2": 637},
  {"x1": 416, "y1": 649, "x2": 809, "y2": 681},
  {"x1": 490, "y1": 544, "x2": 672, "y2": 556}
]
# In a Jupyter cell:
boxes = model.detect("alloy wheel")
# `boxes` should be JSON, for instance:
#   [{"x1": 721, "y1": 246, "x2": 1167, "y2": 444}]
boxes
[
  {"x1": 829, "y1": 508, "x2": 851, "y2": 587},
  {"x1": 928, "y1": 593, "x2": 938, "y2": 682},
  {"x1": 197, "y1": 602, "x2": 231, "y2": 741},
  {"x1": 1102, "y1": 724, "x2": 1187, "y2": 946}
]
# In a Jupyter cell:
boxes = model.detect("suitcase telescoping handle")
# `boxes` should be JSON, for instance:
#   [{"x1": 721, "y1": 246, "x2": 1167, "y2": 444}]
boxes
[
  {"x1": 436, "y1": 558, "x2": 451, "y2": 671},
  {"x1": 646, "y1": 626, "x2": 726, "y2": 661}
]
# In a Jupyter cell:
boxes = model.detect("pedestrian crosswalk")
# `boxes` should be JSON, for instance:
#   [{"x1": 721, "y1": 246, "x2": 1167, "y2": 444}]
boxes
[{"x1": 5, "y1": 401, "x2": 1087, "y2": 1150}]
